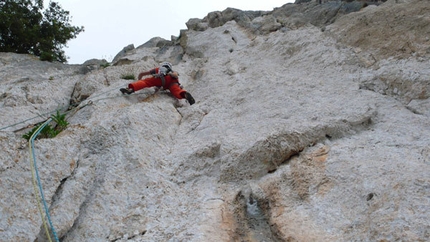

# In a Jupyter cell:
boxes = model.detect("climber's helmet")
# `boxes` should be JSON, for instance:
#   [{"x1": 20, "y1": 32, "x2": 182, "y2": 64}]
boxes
[{"x1": 160, "y1": 62, "x2": 172, "y2": 72}]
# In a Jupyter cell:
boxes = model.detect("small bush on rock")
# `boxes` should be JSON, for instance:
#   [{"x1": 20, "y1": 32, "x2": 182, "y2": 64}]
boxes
[{"x1": 22, "y1": 110, "x2": 69, "y2": 140}]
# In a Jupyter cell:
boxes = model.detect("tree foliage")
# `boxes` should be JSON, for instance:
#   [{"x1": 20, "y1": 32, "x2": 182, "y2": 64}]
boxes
[{"x1": 0, "y1": 0, "x2": 84, "y2": 62}]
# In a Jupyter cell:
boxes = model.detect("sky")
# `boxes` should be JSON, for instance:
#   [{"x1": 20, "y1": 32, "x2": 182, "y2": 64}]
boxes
[{"x1": 43, "y1": 0, "x2": 294, "y2": 64}]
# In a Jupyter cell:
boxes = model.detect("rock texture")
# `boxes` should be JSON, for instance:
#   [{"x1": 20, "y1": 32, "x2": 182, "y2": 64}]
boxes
[{"x1": 0, "y1": 0, "x2": 429, "y2": 241}]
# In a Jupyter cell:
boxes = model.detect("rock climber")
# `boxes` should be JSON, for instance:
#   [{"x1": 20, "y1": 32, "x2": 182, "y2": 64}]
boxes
[{"x1": 120, "y1": 62, "x2": 195, "y2": 105}]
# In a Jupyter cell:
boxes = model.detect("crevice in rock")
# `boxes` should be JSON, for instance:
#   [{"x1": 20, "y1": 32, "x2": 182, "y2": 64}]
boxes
[
  {"x1": 231, "y1": 36, "x2": 237, "y2": 44},
  {"x1": 366, "y1": 192, "x2": 376, "y2": 201},
  {"x1": 220, "y1": 109, "x2": 376, "y2": 182},
  {"x1": 406, "y1": 105, "x2": 421, "y2": 115},
  {"x1": 231, "y1": 189, "x2": 283, "y2": 242},
  {"x1": 35, "y1": 159, "x2": 81, "y2": 241},
  {"x1": 68, "y1": 81, "x2": 83, "y2": 109},
  {"x1": 356, "y1": 59, "x2": 429, "y2": 105},
  {"x1": 58, "y1": 156, "x2": 108, "y2": 241},
  {"x1": 108, "y1": 230, "x2": 147, "y2": 242},
  {"x1": 228, "y1": 145, "x2": 334, "y2": 241},
  {"x1": 0, "y1": 92, "x2": 7, "y2": 101},
  {"x1": 58, "y1": 183, "x2": 98, "y2": 241},
  {"x1": 51, "y1": 159, "x2": 80, "y2": 204}
]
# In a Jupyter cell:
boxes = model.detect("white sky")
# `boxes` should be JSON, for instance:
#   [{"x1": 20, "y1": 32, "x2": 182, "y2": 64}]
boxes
[{"x1": 44, "y1": 0, "x2": 294, "y2": 64}]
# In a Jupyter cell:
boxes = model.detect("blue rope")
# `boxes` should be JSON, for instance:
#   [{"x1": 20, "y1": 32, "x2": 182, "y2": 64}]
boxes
[{"x1": 30, "y1": 118, "x2": 60, "y2": 242}]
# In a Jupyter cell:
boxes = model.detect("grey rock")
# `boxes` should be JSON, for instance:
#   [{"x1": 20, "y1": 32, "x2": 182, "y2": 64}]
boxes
[
  {"x1": 186, "y1": 1, "x2": 369, "y2": 34},
  {"x1": 137, "y1": 37, "x2": 173, "y2": 49},
  {"x1": 79, "y1": 58, "x2": 109, "y2": 74},
  {"x1": 186, "y1": 18, "x2": 209, "y2": 31},
  {"x1": 0, "y1": 1, "x2": 428, "y2": 241},
  {"x1": 111, "y1": 44, "x2": 135, "y2": 64},
  {"x1": 407, "y1": 98, "x2": 430, "y2": 117}
]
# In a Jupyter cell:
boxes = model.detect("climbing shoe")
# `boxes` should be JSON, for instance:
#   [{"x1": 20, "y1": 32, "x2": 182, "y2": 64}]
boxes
[
  {"x1": 120, "y1": 87, "x2": 134, "y2": 95},
  {"x1": 184, "y1": 92, "x2": 195, "y2": 105}
]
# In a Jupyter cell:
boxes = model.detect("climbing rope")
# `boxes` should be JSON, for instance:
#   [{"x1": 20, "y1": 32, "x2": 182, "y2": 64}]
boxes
[
  {"x1": 0, "y1": 108, "x2": 64, "y2": 132},
  {"x1": 0, "y1": 74, "x2": 147, "y2": 241},
  {"x1": 22, "y1": 81, "x2": 150, "y2": 240},
  {"x1": 0, "y1": 82, "x2": 128, "y2": 132},
  {"x1": 29, "y1": 118, "x2": 59, "y2": 242}
]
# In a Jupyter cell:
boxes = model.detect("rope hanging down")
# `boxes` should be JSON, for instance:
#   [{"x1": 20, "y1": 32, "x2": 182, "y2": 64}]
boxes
[
  {"x1": 3, "y1": 79, "x2": 139, "y2": 241},
  {"x1": 23, "y1": 82, "x2": 132, "y2": 241},
  {"x1": 29, "y1": 118, "x2": 59, "y2": 242}
]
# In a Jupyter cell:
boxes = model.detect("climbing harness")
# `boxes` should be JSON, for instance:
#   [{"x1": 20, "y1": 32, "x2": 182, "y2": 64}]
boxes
[
  {"x1": 155, "y1": 65, "x2": 182, "y2": 90},
  {"x1": 157, "y1": 66, "x2": 171, "y2": 89},
  {"x1": 159, "y1": 74, "x2": 182, "y2": 90}
]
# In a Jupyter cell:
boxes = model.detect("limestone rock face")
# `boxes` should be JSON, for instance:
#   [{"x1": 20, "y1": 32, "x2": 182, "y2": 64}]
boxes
[{"x1": 0, "y1": 1, "x2": 429, "y2": 241}]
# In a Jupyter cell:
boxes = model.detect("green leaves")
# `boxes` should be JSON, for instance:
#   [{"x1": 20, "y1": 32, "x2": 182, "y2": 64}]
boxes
[
  {"x1": 51, "y1": 110, "x2": 68, "y2": 131},
  {"x1": 121, "y1": 74, "x2": 136, "y2": 80},
  {"x1": 0, "y1": 0, "x2": 84, "y2": 63},
  {"x1": 22, "y1": 110, "x2": 69, "y2": 141}
]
